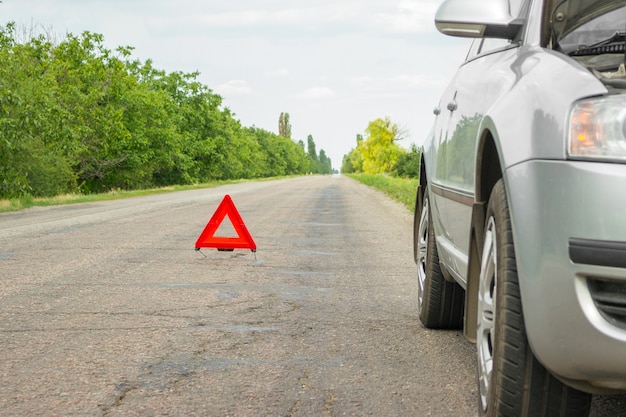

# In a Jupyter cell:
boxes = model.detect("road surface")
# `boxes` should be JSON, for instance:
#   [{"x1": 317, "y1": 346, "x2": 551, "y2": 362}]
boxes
[{"x1": 0, "y1": 176, "x2": 623, "y2": 416}]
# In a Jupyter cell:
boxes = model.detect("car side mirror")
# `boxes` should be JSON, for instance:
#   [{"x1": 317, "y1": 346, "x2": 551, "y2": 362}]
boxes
[{"x1": 435, "y1": 0, "x2": 524, "y2": 40}]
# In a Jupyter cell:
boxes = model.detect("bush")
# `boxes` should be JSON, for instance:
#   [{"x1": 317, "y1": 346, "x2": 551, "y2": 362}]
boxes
[{"x1": 393, "y1": 144, "x2": 421, "y2": 178}]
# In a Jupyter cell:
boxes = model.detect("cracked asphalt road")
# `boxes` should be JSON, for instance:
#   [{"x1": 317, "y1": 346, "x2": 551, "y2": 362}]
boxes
[{"x1": 1, "y1": 176, "x2": 624, "y2": 416}]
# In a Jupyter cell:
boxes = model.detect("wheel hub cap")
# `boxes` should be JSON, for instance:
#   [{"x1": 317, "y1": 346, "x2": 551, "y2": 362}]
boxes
[
  {"x1": 416, "y1": 198, "x2": 430, "y2": 310},
  {"x1": 478, "y1": 216, "x2": 497, "y2": 411}
]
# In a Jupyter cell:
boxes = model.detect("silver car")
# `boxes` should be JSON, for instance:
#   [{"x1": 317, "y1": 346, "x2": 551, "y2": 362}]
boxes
[{"x1": 414, "y1": 0, "x2": 626, "y2": 415}]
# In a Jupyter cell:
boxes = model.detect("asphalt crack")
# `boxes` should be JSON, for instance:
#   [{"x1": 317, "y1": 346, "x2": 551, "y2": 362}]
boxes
[{"x1": 99, "y1": 380, "x2": 137, "y2": 416}]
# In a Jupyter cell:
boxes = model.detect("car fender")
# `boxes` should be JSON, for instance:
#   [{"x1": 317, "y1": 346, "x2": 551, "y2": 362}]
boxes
[
  {"x1": 464, "y1": 46, "x2": 609, "y2": 346},
  {"x1": 484, "y1": 46, "x2": 605, "y2": 166}
]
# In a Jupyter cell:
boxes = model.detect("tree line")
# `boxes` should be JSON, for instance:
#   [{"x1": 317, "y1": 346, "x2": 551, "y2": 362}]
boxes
[
  {"x1": 279, "y1": 112, "x2": 332, "y2": 175},
  {"x1": 341, "y1": 117, "x2": 420, "y2": 178},
  {"x1": 0, "y1": 23, "x2": 330, "y2": 199}
]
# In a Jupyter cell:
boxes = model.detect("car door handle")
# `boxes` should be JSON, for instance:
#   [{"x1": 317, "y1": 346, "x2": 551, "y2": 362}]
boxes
[{"x1": 447, "y1": 101, "x2": 457, "y2": 112}]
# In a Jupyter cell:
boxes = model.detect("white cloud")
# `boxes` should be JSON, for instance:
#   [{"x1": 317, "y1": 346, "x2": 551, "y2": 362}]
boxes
[
  {"x1": 295, "y1": 86, "x2": 335, "y2": 100},
  {"x1": 150, "y1": 6, "x2": 346, "y2": 32},
  {"x1": 145, "y1": 1, "x2": 439, "y2": 37},
  {"x1": 390, "y1": 74, "x2": 445, "y2": 87},
  {"x1": 215, "y1": 80, "x2": 253, "y2": 97},
  {"x1": 350, "y1": 75, "x2": 374, "y2": 85},
  {"x1": 269, "y1": 67, "x2": 290, "y2": 77},
  {"x1": 374, "y1": 0, "x2": 440, "y2": 34},
  {"x1": 349, "y1": 73, "x2": 446, "y2": 100},
  {"x1": 189, "y1": 9, "x2": 305, "y2": 28}
]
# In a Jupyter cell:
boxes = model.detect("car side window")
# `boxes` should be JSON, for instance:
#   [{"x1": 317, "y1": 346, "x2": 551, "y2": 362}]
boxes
[
  {"x1": 465, "y1": 39, "x2": 483, "y2": 61},
  {"x1": 465, "y1": 38, "x2": 512, "y2": 62},
  {"x1": 467, "y1": 0, "x2": 530, "y2": 58},
  {"x1": 478, "y1": 38, "x2": 512, "y2": 54}
]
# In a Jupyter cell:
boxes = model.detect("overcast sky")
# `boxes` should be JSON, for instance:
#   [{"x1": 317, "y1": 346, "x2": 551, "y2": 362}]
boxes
[{"x1": 2, "y1": 0, "x2": 470, "y2": 170}]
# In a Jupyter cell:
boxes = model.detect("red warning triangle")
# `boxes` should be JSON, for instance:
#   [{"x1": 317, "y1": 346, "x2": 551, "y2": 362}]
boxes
[{"x1": 195, "y1": 195, "x2": 256, "y2": 252}]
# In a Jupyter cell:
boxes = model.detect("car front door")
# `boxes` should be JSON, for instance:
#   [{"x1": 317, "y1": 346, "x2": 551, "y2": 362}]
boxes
[{"x1": 431, "y1": 37, "x2": 519, "y2": 285}]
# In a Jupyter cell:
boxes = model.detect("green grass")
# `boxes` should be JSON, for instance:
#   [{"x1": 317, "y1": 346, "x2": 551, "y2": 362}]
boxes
[
  {"x1": 0, "y1": 178, "x2": 282, "y2": 213},
  {"x1": 346, "y1": 173, "x2": 418, "y2": 212}
]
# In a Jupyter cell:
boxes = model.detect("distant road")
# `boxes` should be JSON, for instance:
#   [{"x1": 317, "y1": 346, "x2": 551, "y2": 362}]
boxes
[{"x1": 0, "y1": 176, "x2": 623, "y2": 416}]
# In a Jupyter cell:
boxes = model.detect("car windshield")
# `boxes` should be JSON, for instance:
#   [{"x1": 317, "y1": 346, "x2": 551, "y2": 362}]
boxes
[{"x1": 559, "y1": 6, "x2": 626, "y2": 55}]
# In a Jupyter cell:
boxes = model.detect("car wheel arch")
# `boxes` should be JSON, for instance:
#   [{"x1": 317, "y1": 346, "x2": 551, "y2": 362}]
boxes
[{"x1": 413, "y1": 153, "x2": 428, "y2": 264}]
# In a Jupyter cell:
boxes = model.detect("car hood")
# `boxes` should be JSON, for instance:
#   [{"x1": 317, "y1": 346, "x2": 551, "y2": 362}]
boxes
[{"x1": 552, "y1": 0, "x2": 624, "y2": 38}]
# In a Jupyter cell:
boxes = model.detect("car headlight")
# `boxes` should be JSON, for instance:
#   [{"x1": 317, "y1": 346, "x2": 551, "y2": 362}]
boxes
[{"x1": 568, "y1": 95, "x2": 626, "y2": 161}]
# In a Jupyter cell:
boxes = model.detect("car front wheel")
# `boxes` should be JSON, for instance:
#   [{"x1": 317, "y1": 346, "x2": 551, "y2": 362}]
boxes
[{"x1": 477, "y1": 179, "x2": 591, "y2": 417}]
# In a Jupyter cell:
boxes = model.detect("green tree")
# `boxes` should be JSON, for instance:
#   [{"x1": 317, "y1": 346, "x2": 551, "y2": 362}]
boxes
[
  {"x1": 0, "y1": 23, "x2": 78, "y2": 197},
  {"x1": 318, "y1": 149, "x2": 332, "y2": 174},
  {"x1": 341, "y1": 134, "x2": 365, "y2": 174},
  {"x1": 306, "y1": 134, "x2": 317, "y2": 162},
  {"x1": 278, "y1": 112, "x2": 291, "y2": 138},
  {"x1": 393, "y1": 143, "x2": 422, "y2": 178},
  {"x1": 341, "y1": 154, "x2": 354, "y2": 174},
  {"x1": 361, "y1": 117, "x2": 404, "y2": 174},
  {"x1": 0, "y1": 23, "x2": 313, "y2": 199}
]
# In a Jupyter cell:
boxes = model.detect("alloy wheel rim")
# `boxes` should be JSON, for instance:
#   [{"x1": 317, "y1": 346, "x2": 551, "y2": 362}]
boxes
[
  {"x1": 416, "y1": 197, "x2": 430, "y2": 311},
  {"x1": 477, "y1": 216, "x2": 497, "y2": 412}
]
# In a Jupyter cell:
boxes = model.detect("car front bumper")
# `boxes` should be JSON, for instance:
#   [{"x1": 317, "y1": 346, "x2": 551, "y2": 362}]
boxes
[{"x1": 506, "y1": 159, "x2": 626, "y2": 393}]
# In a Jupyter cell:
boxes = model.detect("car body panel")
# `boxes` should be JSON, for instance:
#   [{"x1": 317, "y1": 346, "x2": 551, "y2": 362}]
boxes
[
  {"x1": 429, "y1": 43, "x2": 605, "y2": 298},
  {"x1": 507, "y1": 160, "x2": 626, "y2": 390}
]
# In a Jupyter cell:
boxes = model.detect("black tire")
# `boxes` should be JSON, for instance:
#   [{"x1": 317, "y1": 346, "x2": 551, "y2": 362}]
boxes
[
  {"x1": 415, "y1": 187, "x2": 464, "y2": 329},
  {"x1": 477, "y1": 179, "x2": 591, "y2": 417}
]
